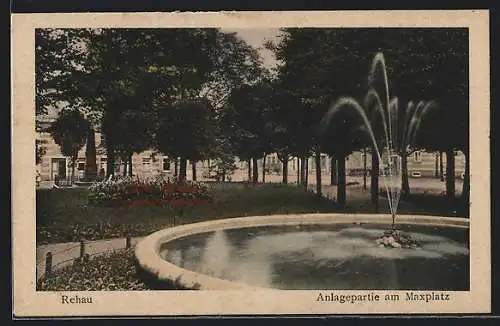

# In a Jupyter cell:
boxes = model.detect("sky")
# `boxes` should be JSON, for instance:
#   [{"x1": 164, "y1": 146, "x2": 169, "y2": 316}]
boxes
[{"x1": 221, "y1": 28, "x2": 282, "y2": 69}]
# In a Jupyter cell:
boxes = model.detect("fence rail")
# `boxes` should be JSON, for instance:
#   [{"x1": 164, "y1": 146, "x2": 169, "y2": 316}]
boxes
[{"x1": 39, "y1": 236, "x2": 135, "y2": 280}]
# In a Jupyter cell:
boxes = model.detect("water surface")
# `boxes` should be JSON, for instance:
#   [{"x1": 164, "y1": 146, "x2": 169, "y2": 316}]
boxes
[{"x1": 161, "y1": 223, "x2": 469, "y2": 290}]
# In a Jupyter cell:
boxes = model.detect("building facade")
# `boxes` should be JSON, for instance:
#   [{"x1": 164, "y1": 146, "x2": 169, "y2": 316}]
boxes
[{"x1": 36, "y1": 115, "x2": 466, "y2": 183}]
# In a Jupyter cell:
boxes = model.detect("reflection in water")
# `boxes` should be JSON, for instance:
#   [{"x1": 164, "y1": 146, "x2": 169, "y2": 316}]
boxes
[
  {"x1": 162, "y1": 225, "x2": 469, "y2": 290},
  {"x1": 200, "y1": 230, "x2": 232, "y2": 278}
]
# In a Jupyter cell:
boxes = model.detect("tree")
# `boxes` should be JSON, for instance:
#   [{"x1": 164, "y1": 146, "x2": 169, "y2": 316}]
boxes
[
  {"x1": 267, "y1": 29, "x2": 368, "y2": 194},
  {"x1": 207, "y1": 136, "x2": 238, "y2": 182},
  {"x1": 201, "y1": 31, "x2": 267, "y2": 112},
  {"x1": 194, "y1": 31, "x2": 269, "y2": 183},
  {"x1": 320, "y1": 107, "x2": 369, "y2": 208},
  {"x1": 269, "y1": 27, "x2": 468, "y2": 205},
  {"x1": 110, "y1": 95, "x2": 156, "y2": 177},
  {"x1": 84, "y1": 124, "x2": 98, "y2": 181},
  {"x1": 36, "y1": 28, "x2": 100, "y2": 180},
  {"x1": 155, "y1": 98, "x2": 217, "y2": 182},
  {"x1": 265, "y1": 79, "x2": 301, "y2": 184},
  {"x1": 35, "y1": 28, "x2": 268, "y2": 182},
  {"x1": 41, "y1": 28, "x2": 218, "y2": 177},
  {"x1": 387, "y1": 29, "x2": 468, "y2": 202},
  {"x1": 35, "y1": 29, "x2": 92, "y2": 115},
  {"x1": 48, "y1": 110, "x2": 89, "y2": 183},
  {"x1": 222, "y1": 81, "x2": 274, "y2": 184}
]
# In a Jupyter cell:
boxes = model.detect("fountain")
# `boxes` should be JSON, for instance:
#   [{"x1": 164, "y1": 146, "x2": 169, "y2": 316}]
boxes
[
  {"x1": 135, "y1": 52, "x2": 469, "y2": 291},
  {"x1": 319, "y1": 52, "x2": 436, "y2": 249}
]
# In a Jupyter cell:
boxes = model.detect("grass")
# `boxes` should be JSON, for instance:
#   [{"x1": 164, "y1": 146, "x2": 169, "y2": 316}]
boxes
[
  {"x1": 37, "y1": 183, "x2": 339, "y2": 226},
  {"x1": 36, "y1": 183, "x2": 338, "y2": 244},
  {"x1": 401, "y1": 193, "x2": 469, "y2": 217},
  {"x1": 36, "y1": 182, "x2": 468, "y2": 245}
]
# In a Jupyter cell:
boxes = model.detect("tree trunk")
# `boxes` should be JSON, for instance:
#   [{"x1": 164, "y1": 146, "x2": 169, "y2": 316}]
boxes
[
  {"x1": 206, "y1": 159, "x2": 211, "y2": 179},
  {"x1": 106, "y1": 143, "x2": 116, "y2": 178},
  {"x1": 371, "y1": 149, "x2": 379, "y2": 212},
  {"x1": 122, "y1": 160, "x2": 127, "y2": 177},
  {"x1": 84, "y1": 125, "x2": 97, "y2": 181},
  {"x1": 434, "y1": 152, "x2": 439, "y2": 178},
  {"x1": 192, "y1": 161, "x2": 197, "y2": 181},
  {"x1": 363, "y1": 148, "x2": 367, "y2": 190},
  {"x1": 462, "y1": 151, "x2": 470, "y2": 204},
  {"x1": 315, "y1": 150, "x2": 322, "y2": 197},
  {"x1": 179, "y1": 157, "x2": 187, "y2": 183},
  {"x1": 252, "y1": 157, "x2": 259, "y2": 184},
  {"x1": 304, "y1": 157, "x2": 309, "y2": 188},
  {"x1": 262, "y1": 154, "x2": 266, "y2": 183},
  {"x1": 128, "y1": 153, "x2": 133, "y2": 177},
  {"x1": 337, "y1": 155, "x2": 346, "y2": 208},
  {"x1": 71, "y1": 156, "x2": 76, "y2": 184},
  {"x1": 401, "y1": 152, "x2": 410, "y2": 196},
  {"x1": 296, "y1": 157, "x2": 300, "y2": 185},
  {"x1": 282, "y1": 152, "x2": 288, "y2": 184},
  {"x1": 330, "y1": 156, "x2": 338, "y2": 185},
  {"x1": 446, "y1": 149, "x2": 455, "y2": 200},
  {"x1": 439, "y1": 151, "x2": 444, "y2": 181},
  {"x1": 247, "y1": 159, "x2": 252, "y2": 181},
  {"x1": 300, "y1": 156, "x2": 306, "y2": 189}
]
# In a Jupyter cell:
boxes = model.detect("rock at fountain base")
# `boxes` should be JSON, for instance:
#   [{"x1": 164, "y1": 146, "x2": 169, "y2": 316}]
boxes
[{"x1": 376, "y1": 229, "x2": 421, "y2": 249}]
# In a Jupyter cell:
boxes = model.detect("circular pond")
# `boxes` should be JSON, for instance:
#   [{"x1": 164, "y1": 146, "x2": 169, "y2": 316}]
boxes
[{"x1": 135, "y1": 214, "x2": 469, "y2": 290}]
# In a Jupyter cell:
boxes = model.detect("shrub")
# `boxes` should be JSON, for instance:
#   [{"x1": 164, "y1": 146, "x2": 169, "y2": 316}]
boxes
[{"x1": 36, "y1": 249, "x2": 149, "y2": 291}]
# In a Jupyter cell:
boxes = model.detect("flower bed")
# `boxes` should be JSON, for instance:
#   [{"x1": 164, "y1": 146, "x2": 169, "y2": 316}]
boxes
[{"x1": 88, "y1": 176, "x2": 213, "y2": 208}]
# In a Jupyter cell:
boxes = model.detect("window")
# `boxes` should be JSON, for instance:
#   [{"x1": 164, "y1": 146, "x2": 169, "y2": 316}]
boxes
[
  {"x1": 77, "y1": 162, "x2": 85, "y2": 171},
  {"x1": 163, "y1": 157, "x2": 171, "y2": 171},
  {"x1": 414, "y1": 151, "x2": 421, "y2": 162},
  {"x1": 98, "y1": 157, "x2": 107, "y2": 172},
  {"x1": 99, "y1": 133, "x2": 106, "y2": 147},
  {"x1": 321, "y1": 155, "x2": 327, "y2": 170},
  {"x1": 411, "y1": 171, "x2": 422, "y2": 178}
]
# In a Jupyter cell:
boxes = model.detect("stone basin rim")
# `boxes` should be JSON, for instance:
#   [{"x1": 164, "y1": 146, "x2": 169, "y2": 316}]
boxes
[{"x1": 135, "y1": 213, "x2": 469, "y2": 291}]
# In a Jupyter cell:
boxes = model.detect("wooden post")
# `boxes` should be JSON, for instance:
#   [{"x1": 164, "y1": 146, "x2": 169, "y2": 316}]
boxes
[
  {"x1": 126, "y1": 236, "x2": 131, "y2": 249},
  {"x1": 45, "y1": 252, "x2": 53, "y2": 276},
  {"x1": 80, "y1": 241, "x2": 85, "y2": 258}
]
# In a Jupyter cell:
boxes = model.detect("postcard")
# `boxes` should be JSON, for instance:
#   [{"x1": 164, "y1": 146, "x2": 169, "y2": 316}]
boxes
[{"x1": 11, "y1": 10, "x2": 490, "y2": 317}]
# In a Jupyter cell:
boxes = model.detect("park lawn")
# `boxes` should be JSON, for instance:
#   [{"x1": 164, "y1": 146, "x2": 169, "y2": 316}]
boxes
[
  {"x1": 36, "y1": 183, "x2": 338, "y2": 244},
  {"x1": 36, "y1": 182, "x2": 467, "y2": 245}
]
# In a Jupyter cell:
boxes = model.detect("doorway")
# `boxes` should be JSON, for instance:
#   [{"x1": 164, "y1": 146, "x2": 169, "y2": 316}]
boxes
[{"x1": 51, "y1": 158, "x2": 67, "y2": 181}]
